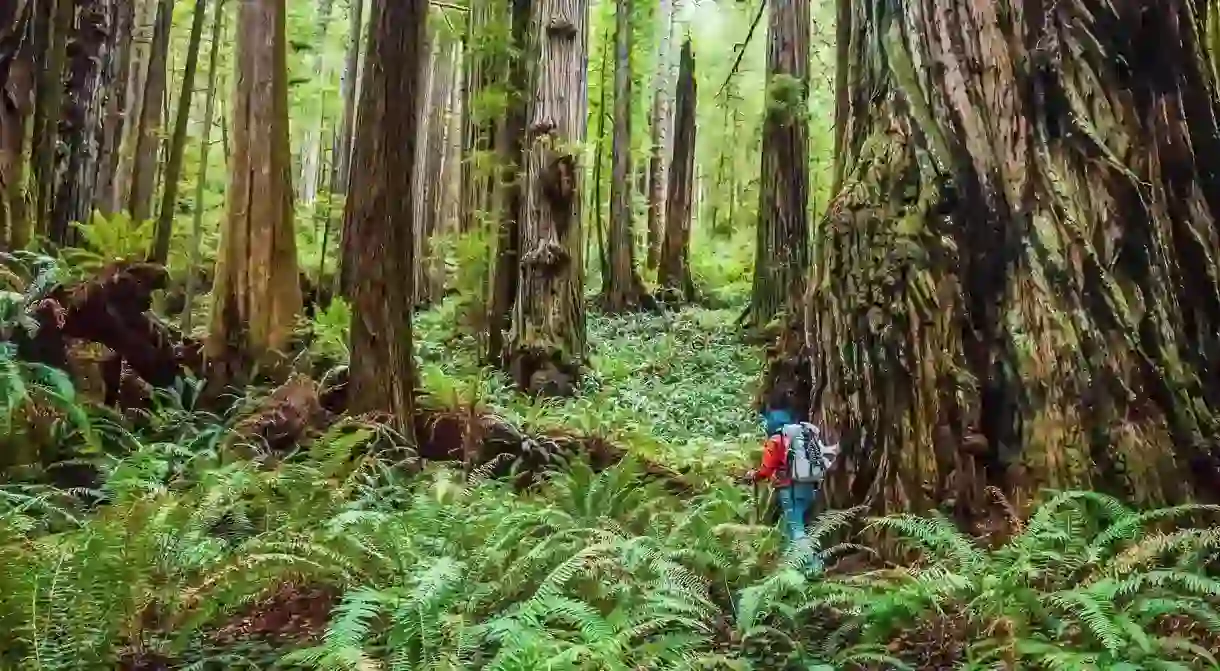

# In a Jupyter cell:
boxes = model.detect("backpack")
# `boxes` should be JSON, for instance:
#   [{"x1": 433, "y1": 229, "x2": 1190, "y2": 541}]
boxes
[{"x1": 780, "y1": 422, "x2": 837, "y2": 484}]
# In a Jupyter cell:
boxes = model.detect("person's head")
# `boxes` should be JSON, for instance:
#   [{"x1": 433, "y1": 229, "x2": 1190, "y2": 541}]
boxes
[{"x1": 762, "y1": 405, "x2": 795, "y2": 436}]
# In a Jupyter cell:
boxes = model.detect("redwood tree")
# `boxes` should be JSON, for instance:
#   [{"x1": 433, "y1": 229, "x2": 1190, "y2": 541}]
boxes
[
  {"x1": 645, "y1": 0, "x2": 677, "y2": 270},
  {"x1": 128, "y1": 0, "x2": 171, "y2": 223},
  {"x1": 746, "y1": 0, "x2": 810, "y2": 327},
  {"x1": 506, "y1": 0, "x2": 588, "y2": 395},
  {"x1": 602, "y1": 0, "x2": 647, "y2": 312},
  {"x1": 207, "y1": 0, "x2": 302, "y2": 380},
  {"x1": 794, "y1": 0, "x2": 1220, "y2": 522},
  {"x1": 657, "y1": 37, "x2": 695, "y2": 302},
  {"x1": 340, "y1": 0, "x2": 426, "y2": 424},
  {"x1": 0, "y1": 0, "x2": 32, "y2": 250}
]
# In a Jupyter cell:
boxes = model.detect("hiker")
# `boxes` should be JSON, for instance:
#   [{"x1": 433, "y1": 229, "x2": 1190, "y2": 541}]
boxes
[{"x1": 746, "y1": 405, "x2": 838, "y2": 545}]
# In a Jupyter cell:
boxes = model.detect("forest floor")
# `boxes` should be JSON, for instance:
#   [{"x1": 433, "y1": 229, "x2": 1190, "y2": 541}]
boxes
[{"x1": 5, "y1": 278, "x2": 1220, "y2": 669}]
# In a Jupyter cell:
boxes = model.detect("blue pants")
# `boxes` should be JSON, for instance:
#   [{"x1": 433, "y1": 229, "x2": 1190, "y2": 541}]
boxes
[{"x1": 777, "y1": 483, "x2": 817, "y2": 544}]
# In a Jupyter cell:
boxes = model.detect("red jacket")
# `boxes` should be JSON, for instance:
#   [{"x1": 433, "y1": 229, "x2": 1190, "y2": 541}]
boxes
[{"x1": 756, "y1": 435, "x2": 793, "y2": 487}]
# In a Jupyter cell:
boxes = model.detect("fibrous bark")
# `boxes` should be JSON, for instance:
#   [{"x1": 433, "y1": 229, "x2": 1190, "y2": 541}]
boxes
[
  {"x1": 207, "y1": 0, "x2": 302, "y2": 381},
  {"x1": 49, "y1": 0, "x2": 120, "y2": 246},
  {"x1": 795, "y1": 0, "x2": 1220, "y2": 521},
  {"x1": 601, "y1": 0, "x2": 648, "y2": 312},
  {"x1": 340, "y1": 0, "x2": 426, "y2": 427},
  {"x1": 657, "y1": 37, "x2": 695, "y2": 303},
  {"x1": 507, "y1": 0, "x2": 588, "y2": 396},
  {"x1": 746, "y1": 0, "x2": 810, "y2": 327},
  {"x1": 31, "y1": 0, "x2": 72, "y2": 238},
  {"x1": 0, "y1": 0, "x2": 33, "y2": 251}
]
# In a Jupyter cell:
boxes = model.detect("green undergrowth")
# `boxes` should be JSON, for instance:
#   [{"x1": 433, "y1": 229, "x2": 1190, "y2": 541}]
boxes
[{"x1": 412, "y1": 300, "x2": 766, "y2": 479}]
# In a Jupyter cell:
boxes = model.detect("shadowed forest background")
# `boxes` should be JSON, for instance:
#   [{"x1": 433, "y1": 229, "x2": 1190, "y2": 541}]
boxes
[{"x1": 4, "y1": 0, "x2": 1220, "y2": 668}]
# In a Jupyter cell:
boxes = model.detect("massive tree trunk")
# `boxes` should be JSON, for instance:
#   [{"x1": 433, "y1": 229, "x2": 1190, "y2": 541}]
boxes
[
  {"x1": 602, "y1": 0, "x2": 648, "y2": 312},
  {"x1": 657, "y1": 37, "x2": 695, "y2": 303},
  {"x1": 507, "y1": 0, "x2": 588, "y2": 396},
  {"x1": 207, "y1": 0, "x2": 301, "y2": 381},
  {"x1": 128, "y1": 0, "x2": 171, "y2": 223},
  {"x1": 645, "y1": 0, "x2": 677, "y2": 270},
  {"x1": 793, "y1": 0, "x2": 1220, "y2": 522},
  {"x1": 483, "y1": 0, "x2": 530, "y2": 365},
  {"x1": 341, "y1": 0, "x2": 425, "y2": 427},
  {"x1": 0, "y1": 0, "x2": 33, "y2": 251},
  {"x1": 746, "y1": 0, "x2": 810, "y2": 327},
  {"x1": 151, "y1": 0, "x2": 210, "y2": 265},
  {"x1": 48, "y1": 0, "x2": 120, "y2": 246}
]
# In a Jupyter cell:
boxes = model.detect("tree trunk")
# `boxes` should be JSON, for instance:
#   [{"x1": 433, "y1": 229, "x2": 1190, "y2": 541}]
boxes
[
  {"x1": 325, "y1": 0, "x2": 365, "y2": 295},
  {"x1": 746, "y1": 0, "x2": 810, "y2": 327},
  {"x1": 182, "y1": 0, "x2": 226, "y2": 336},
  {"x1": 341, "y1": 0, "x2": 425, "y2": 428},
  {"x1": 111, "y1": 0, "x2": 157, "y2": 215},
  {"x1": 602, "y1": 0, "x2": 647, "y2": 312},
  {"x1": 151, "y1": 0, "x2": 209, "y2": 265},
  {"x1": 657, "y1": 37, "x2": 695, "y2": 303},
  {"x1": 297, "y1": 0, "x2": 334, "y2": 207},
  {"x1": 412, "y1": 37, "x2": 457, "y2": 308},
  {"x1": 484, "y1": 0, "x2": 530, "y2": 365},
  {"x1": 588, "y1": 27, "x2": 610, "y2": 284},
  {"x1": 645, "y1": 0, "x2": 677, "y2": 270},
  {"x1": 507, "y1": 0, "x2": 588, "y2": 396},
  {"x1": 460, "y1": 0, "x2": 509, "y2": 237},
  {"x1": 0, "y1": 0, "x2": 33, "y2": 251},
  {"x1": 207, "y1": 0, "x2": 301, "y2": 381},
  {"x1": 128, "y1": 0, "x2": 171, "y2": 223},
  {"x1": 48, "y1": 0, "x2": 120, "y2": 246},
  {"x1": 794, "y1": 0, "x2": 1220, "y2": 522},
  {"x1": 31, "y1": 0, "x2": 72, "y2": 239},
  {"x1": 92, "y1": 0, "x2": 135, "y2": 216}
]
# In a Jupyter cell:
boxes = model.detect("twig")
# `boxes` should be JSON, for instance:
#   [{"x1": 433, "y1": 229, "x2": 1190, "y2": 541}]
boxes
[
  {"x1": 430, "y1": 0, "x2": 468, "y2": 11},
  {"x1": 716, "y1": 0, "x2": 766, "y2": 99}
]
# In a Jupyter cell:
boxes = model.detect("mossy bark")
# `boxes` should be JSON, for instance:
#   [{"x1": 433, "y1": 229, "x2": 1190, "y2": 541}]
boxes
[
  {"x1": 795, "y1": 0, "x2": 1220, "y2": 521},
  {"x1": 506, "y1": 0, "x2": 588, "y2": 396}
]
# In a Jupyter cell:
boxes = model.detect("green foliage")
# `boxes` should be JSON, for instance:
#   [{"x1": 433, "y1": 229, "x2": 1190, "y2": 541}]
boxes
[{"x1": 59, "y1": 211, "x2": 155, "y2": 275}]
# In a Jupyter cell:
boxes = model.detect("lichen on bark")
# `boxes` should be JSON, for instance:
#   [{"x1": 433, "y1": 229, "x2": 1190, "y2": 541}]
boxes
[{"x1": 789, "y1": 0, "x2": 1220, "y2": 522}]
